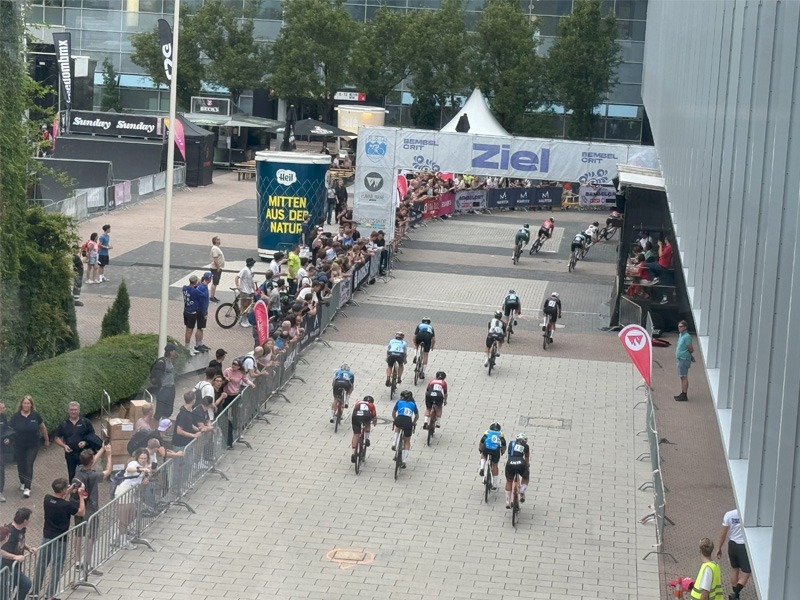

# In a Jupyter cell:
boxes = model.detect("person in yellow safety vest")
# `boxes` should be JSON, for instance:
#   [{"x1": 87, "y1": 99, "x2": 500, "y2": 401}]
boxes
[{"x1": 691, "y1": 538, "x2": 724, "y2": 600}]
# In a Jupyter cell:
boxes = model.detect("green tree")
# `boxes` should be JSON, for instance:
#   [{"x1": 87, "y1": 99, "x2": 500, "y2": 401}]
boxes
[
  {"x1": 349, "y1": 7, "x2": 413, "y2": 104},
  {"x1": 100, "y1": 280, "x2": 131, "y2": 338},
  {"x1": 473, "y1": 0, "x2": 546, "y2": 134},
  {"x1": 547, "y1": 0, "x2": 620, "y2": 140},
  {"x1": 130, "y1": 13, "x2": 205, "y2": 110},
  {"x1": 268, "y1": 0, "x2": 356, "y2": 121},
  {"x1": 189, "y1": 0, "x2": 269, "y2": 106},
  {"x1": 406, "y1": 0, "x2": 471, "y2": 128},
  {"x1": 100, "y1": 57, "x2": 123, "y2": 112},
  {"x1": 1, "y1": 2, "x2": 80, "y2": 384}
]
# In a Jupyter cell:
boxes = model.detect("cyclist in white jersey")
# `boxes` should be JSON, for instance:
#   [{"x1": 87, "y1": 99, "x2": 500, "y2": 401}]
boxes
[{"x1": 484, "y1": 311, "x2": 506, "y2": 367}]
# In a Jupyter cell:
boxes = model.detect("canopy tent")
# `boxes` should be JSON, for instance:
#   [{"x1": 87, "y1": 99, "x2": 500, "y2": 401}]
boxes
[
  {"x1": 176, "y1": 114, "x2": 214, "y2": 187},
  {"x1": 277, "y1": 118, "x2": 355, "y2": 138},
  {"x1": 183, "y1": 112, "x2": 283, "y2": 133},
  {"x1": 440, "y1": 88, "x2": 510, "y2": 137}
]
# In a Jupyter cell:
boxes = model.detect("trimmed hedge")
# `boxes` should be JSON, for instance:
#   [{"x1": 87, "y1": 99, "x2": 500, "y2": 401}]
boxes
[{"x1": 0, "y1": 334, "x2": 186, "y2": 432}]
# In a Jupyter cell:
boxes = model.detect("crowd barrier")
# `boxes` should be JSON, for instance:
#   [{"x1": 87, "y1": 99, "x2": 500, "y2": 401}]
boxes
[
  {"x1": 41, "y1": 165, "x2": 186, "y2": 222},
  {"x1": 619, "y1": 295, "x2": 644, "y2": 327},
  {"x1": 0, "y1": 255, "x2": 367, "y2": 598}
]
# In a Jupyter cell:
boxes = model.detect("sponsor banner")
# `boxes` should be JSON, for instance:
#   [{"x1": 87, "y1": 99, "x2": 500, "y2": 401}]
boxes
[
  {"x1": 298, "y1": 310, "x2": 322, "y2": 352},
  {"x1": 157, "y1": 19, "x2": 174, "y2": 82},
  {"x1": 114, "y1": 181, "x2": 131, "y2": 205},
  {"x1": 486, "y1": 187, "x2": 531, "y2": 209},
  {"x1": 367, "y1": 252, "x2": 380, "y2": 280},
  {"x1": 256, "y1": 152, "x2": 329, "y2": 254},
  {"x1": 52, "y1": 32, "x2": 72, "y2": 111},
  {"x1": 455, "y1": 189, "x2": 487, "y2": 212},
  {"x1": 84, "y1": 187, "x2": 105, "y2": 208},
  {"x1": 334, "y1": 91, "x2": 366, "y2": 101},
  {"x1": 357, "y1": 127, "x2": 397, "y2": 168},
  {"x1": 254, "y1": 299, "x2": 269, "y2": 345},
  {"x1": 579, "y1": 184, "x2": 617, "y2": 206},
  {"x1": 437, "y1": 191, "x2": 454, "y2": 217},
  {"x1": 534, "y1": 186, "x2": 563, "y2": 207},
  {"x1": 422, "y1": 196, "x2": 439, "y2": 219},
  {"x1": 70, "y1": 110, "x2": 163, "y2": 138},
  {"x1": 164, "y1": 117, "x2": 186, "y2": 160},
  {"x1": 395, "y1": 130, "x2": 441, "y2": 173},
  {"x1": 353, "y1": 166, "x2": 394, "y2": 237},
  {"x1": 338, "y1": 278, "x2": 352, "y2": 308},
  {"x1": 618, "y1": 324, "x2": 652, "y2": 386},
  {"x1": 190, "y1": 96, "x2": 231, "y2": 116}
]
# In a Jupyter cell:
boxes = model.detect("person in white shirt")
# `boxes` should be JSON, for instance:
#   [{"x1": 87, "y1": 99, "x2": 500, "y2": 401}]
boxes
[
  {"x1": 268, "y1": 252, "x2": 284, "y2": 278},
  {"x1": 235, "y1": 257, "x2": 256, "y2": 327},
  {"x1": 717, "y1": 509, "x2": 751, "y2": 599},
  {"x1": 209, "y1": 236, "x2": 225, "y2": 303}
]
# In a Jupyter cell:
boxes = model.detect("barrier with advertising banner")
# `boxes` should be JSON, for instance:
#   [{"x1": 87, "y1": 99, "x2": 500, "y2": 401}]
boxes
[
  {"x1": 338, "y1": 276, "x2": 352, "y2": 307},
  {"x1": 579, "y1": 184, "x2": 617, "y2": 206},
  {"x1": 485, "y1": 186, "x2": 563, "y2": 209},
  {"x1": 437, "y1": 191, "x2": 454, "y2": 216},
  {"x1": 455, "y1": 189, "x2": 487, "y2": 212}
]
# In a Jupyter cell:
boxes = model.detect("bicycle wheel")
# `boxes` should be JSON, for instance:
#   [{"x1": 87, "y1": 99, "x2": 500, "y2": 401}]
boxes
[
  {"x1": 394, "y1": 433, "x2": 402, "y2": 480},
  {"x1": 507, "y1": 322, "x2": 513, "y2": 344},
  {"x1": 354, "y1": 437, "x2": 361, "y2": 475},
  {"x1": 568, "y1": 252, "x2": 576, "y2": 272},
  {"x1": 598, "y1": 227, "x2": 608, "y2": 240},
  {"x1": 606, "y1": 227, "x2": 617, "y2": 240},
  {"x1": 542, "y1": 330, "x2": 548, "y2": 351},
  {"x1": 484, "y1": 467, "x2": 491, "y2": 503},
  {"x1": 334, "y1": 404, "x2": 342, "y2": 433},
  {"x1": 390, "y1": 369, "x2": 397, "y2": 399},
  {"x1": 512, "y1": 490, "x2": 520, "y2": 527},
  {"x1": 427, "y1": 414, "x2": 434, "y2": 446},
  {"x1": 488, "y1": 345, "x2": 496, "y2": 376},
  {"x1": 513, "y1": 245, "x2": 520, "y2": 265},
  {"x1": 215, "y1": 303, "x2": 239, "y2": 329},
  {"x1": 414, "y1": 360, "x2": 420, "y2": 386}
]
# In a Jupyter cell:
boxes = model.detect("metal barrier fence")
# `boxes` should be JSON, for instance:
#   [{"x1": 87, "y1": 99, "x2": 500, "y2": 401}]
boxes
[
  {"x1": 619, "y1": 295, "x2": 644, "y2": 327},
  {"x1": 638, "y1": 386, "x2": 676, "y2": 563},
  {"x1": 0, "y1": 271, "x2": 345, "y2": 598},
  {"x1": 40, "y1": 165, "x2": 186, "y2": 221}
]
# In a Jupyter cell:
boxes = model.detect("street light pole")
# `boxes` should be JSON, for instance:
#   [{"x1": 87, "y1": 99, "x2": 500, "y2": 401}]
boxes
[{"x1": 157, "y1": 1, "x2": 181, "y2": 356}]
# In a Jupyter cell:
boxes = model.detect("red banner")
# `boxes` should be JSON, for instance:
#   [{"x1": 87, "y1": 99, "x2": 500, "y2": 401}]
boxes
[
  {"x1": 397, "y1": 174, "x2": 408, "y2": 198},
  {"x1": 254, "y1": 299, "x2": 269, "y2": 345},
  {"x1": 437, "y1": 192, "x2": 454, "y2": 217},
  {"x1": 618, "y1": 324, "x2": 652, "y2": 386},
  {"x1": 423, "y1": 196, "x2": 440, "y2": 219}
]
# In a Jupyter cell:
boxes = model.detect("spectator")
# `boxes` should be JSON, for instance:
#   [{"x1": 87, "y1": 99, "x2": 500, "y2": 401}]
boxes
[
  {"x1": 300, "y1": 214, "x2": 315, "y2": 247},
  {"x1": 208, "y1": 348, "x2": 227, "y2": 378},
  {"x1": 134, "y1": 403, "x2": 156, "y2": 432},
  {"x1": 54, "y1": 401, "x2": 101, "y2": 482},
  {"x1": 171, "y1": 392, "x2": 209, "y2": 497},
  {"x1": 326, "y1": 182, "x2": 337, "y2": 225},
  {"x1": 0, "y1": 402, "x2": 8, "y2": 503},
  {"x1": 9, "y1": 395, "x2": 49, "y2": 499},
  {"x1": 674, "y1": 320, "x2": 694, "y2": 402},
  {"x1": 182, "y1": 274, "x2": 202, "y2": 355},
  {"x1": 717, "y1": 509, "x2": 750, "y2": 600},
  {"x1": 72, "y1": 247, "x2": 84, "y2": 307},
  {"x1": 235, "y1": 258, "x2": 257, "y2": 328},
  {"x1": 97, "y1": 223, "x2": 112, "y2": 283},
  {"x1": 151, "y1": 343, "x2": 178, "y2": 419},
  {"x1": 193, "y1": 367, "x2": 217, "y2": 408},
  {"x1": 691, "y1": 538, "x2": 723, "y2": 600},
  {"x1": 211, "y1": 374, "x2": 229, "y2": 412},
  {"x1": 32, "y1": 477, "x2": 85, "y2": 600},
  {"x1": 208, "y1": 236, "x2": 225, "y2": 303},
  {"x1": 73, "y1": 446, "x2": 112, "y2": 577},
  {"x1": 268, "y1": 252, "x2": 284, "y2": 278},
  {"x1": 85, "y1": 232, "x2": 100, "y2": 284},
  {"x1": 143, "y1": 438, "x2": 181, "y2": 513},
  {"x1": 194, "y1": 272, "x2": 212, "y2": 353},
  {"x1": 286, "y1": 245, "x2": 301, "y2": 296},
  {"x1": 114, "y1": 449, "x2": 150, "y2": 549},
  {"x1": 1, "y1": 508, "x2": 35, "y2": 600},
  {"x1": 223, "y1": 359, "x2": 254, "y2": 399},
  {"x1": 334, "y1": 179, "x2": 348, "y2": 221},
  {"x1": 268, "y1": 279, "x2": 285, "y2": 321}
]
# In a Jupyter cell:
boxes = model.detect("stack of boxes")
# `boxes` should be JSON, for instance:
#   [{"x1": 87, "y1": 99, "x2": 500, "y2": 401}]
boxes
[{"x1": 104, "y1": 400, "x2": 153, "y2": 470}]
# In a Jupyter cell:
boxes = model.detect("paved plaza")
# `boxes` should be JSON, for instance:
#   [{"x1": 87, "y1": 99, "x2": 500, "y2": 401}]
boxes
[{"x1": 59, "y1": 175, "x2": 661, "y2": 599}]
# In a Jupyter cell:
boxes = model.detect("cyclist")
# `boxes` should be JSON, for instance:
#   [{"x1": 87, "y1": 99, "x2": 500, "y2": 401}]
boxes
[
  {"x1": 537, "y1": 217, "x2": 555, "y2": 242},
  {"x1": 484, "y1": 311, "x2": 506, "y2": 367},
  {"x1": 502, "y1": 290, "x2": 522, "y2": 328},
  {"x1": 330, "y1": 363, "x2": 354, "y2": 422},
  {"x1": 422, "y1": 371, "x2": 448, "y2": 430},
  {"x1": 606, "y1": 210, "x2": 623, "y2": 229},
  {"x1": 505, "y1": 433, "x2": 530, "y2": 508},
  {"x1": 542, "y1": 292, "x2": 562, "y2": 343},
  {"x1": 478, "y1": 422, "x2": 506, "y2": 490},
  {"x1": 413, "y1": 317, "x2": 436, "y2": 379},
  {"x1": 584, "y1": 221, "x2": 601, "y2": 245},
  {"x1": 392, "y1": 390, "x2": 419, "y2": 468},
  {"x1": 385, "y1": 332, "x2": 408, "y2": 386},
  {"x1": 513, "y1": 223, "x2": 531, "y2": 257},
  {"x1": 350, "y1": 395, "x2": 377, "y2": 463},
  {"x1": 570, "y1": 231, "x2": 589, "y2": 262}
]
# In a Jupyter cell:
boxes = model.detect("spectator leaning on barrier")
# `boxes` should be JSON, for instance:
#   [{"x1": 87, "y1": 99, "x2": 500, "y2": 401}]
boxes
[
  {"x1": 1, "y1": 508, "x2": 35, "y2": 600},
  {"x1": 32, "y1": 477, "x2": 85, "y2": 600},
  {"x1": 73, "y1": 446, "x2": 112, "y2": 577},
  {"x1": 54, "y1": 401, "x2": 101, "y2": 482},
  {"x1": 151, "y1": 343, "x2": 178, "y2": 420}
]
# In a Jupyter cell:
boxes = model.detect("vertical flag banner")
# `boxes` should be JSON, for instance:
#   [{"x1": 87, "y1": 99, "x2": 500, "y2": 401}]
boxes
[
  {"x1": 164, "y1": 117, "x2": 186, "y2": 160},
  {"x1": 254, "y1": 299, "x2": 269, "y2": 345},
  {"x1": 618, "y1": 324, "x2": 653, "y2": 386},
  {"x1": 52, "y1": 32, "x2": 72, "y2": 110},
  {"x1": 157, "y1": 19, "x2": 174, "y2": 82}
]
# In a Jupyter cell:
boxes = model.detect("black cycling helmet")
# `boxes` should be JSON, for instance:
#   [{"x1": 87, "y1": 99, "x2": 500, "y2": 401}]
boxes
[
  {"x1": 363, "y1": 395, "x2": 374, "y2": 403},
  {"x1": 508, "y1": 289, "x2": 516, "y2": 294},
  {"x1": 421, "y1": 317, "x2": 431, "y2": 324},
  {"x1": 400, "y1": 390, "x2": 413, "y2": 400},
  {"x1": 489, "y1": 422, "x2": 502, "y2": 431},
  {"x1": 592, "y1": 221, "x2": 599, "y2": 227},
  {"x1": 435, "y1": 371, "x2": 446, "y2": 380},
  {"x1": 494, "y1": 310, "x2": 503, "y2": 319},
  {"x1": 523, "y1": 223, "x2": 530, "y2": 228}
]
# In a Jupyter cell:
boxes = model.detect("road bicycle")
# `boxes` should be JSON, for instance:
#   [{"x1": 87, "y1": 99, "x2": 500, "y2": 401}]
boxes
[
  {"x1": 426, "y1": 404, "x2": 439, "y2": 446},
  {"x1": 512, "y1": 242, "x2": 523, "y2": 265},
  {"x1": 483, "y1": 458, "x2": 494, "y2": 503},
  {"x1": 354, "y1": 422, "x2": 367, "y2": 475},
  {"x1": 392, "y1": 425, "x2": 414, "y2": 480},
  {"x1": 389, "y1": 362, "x2": 399, "y2": 399},
  {"x1": 542, "y1": 317, "x2": 555, "y2": 350},
  {"x1": 510, "y1": 473, "x2": 522, "y2": 527},
  {"x1": 568, "y1": 249, "x2": 578, "y2": 272},
  {"x1": 333, "y1": 388, "x2": 348, "y2": 433},
  {"x1": 506, "y1": 317, "x2": 516, "y2": 343},
  {"x1": 529, "y1": 232, "x2": 548, "y2": 254},
  {"x1": 215, "y1": 287, "x2": 254, "y2": 329},
  {"x1": 413, "y1": 345, "x2": 424, "y2": 386},
  {"x1": 598, "y1": 224, "x2": 619, "y2": 240},
  {"x1": 487, "y1": 340, "x2": 499, "y2": 376}
]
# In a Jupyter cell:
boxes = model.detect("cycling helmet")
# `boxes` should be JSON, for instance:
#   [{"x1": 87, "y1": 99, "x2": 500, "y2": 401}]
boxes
[
  {"x1": 508, "y1": 289, "x2": 516, "y2": 294},
  {"x1": 395, "y1": 331, "x2": 404, "y2": 339},
  {"x1": 400, "y1": 390, "x2": 413, "y2": 399},
  {"x1": 611, "y1": 211, "x2": 620, "y2": 218},
  {"x1": 489, "y1": 422, "x2": 502, "y2": 431},
  {"x1": 340, "y1": 363, "x2": 350, "y2": 371},
  {"x1": 435, "y1": 371, "x2": 446, "y2": 380},
  {"x1": 592, "y1": 221, "x2": 599, "y2": 227},
  {"x1": 523, "y1": 223, "x2": 530, "y2": 229},
  {"x1": 363, "y1": 395, "x2": 375, "y2": 403},
  {"x1": 421, "y1": 317, "x2": 431, "y2": 324},
  {"x1": 494, "y1": 310, "x2": 503, "y2": 319},
  {"x1": 550, "y1": 292, "x2": 559, "y2": 298},
  {"x1": 516, "y1": 433, "x2": 528, "y2": 442}
]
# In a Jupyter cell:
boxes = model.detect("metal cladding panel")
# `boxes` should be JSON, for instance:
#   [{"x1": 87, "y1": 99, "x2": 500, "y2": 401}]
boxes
[{"x1": 643, "y1": 1, "x2": 800, "y2": 598}]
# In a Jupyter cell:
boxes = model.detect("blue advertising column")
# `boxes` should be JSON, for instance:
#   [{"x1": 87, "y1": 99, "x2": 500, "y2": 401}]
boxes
[{"x1": 256, "y1": 151, "x2": 330, "y2": 258}]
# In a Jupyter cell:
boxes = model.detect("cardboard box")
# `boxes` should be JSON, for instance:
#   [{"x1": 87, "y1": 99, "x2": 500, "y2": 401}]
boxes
[
  {"x1": 109, "y1": 438, "x2": 131, "y2": 456},
  {"x1": 105, "y1": 418, "x2": 134, "y2": 441},
  {"x1": 127, "y1": 400, "x2": 152, "y2": 425},
  {"x1": 111, "y1": 453, "x2": 130, "y2": 471}
]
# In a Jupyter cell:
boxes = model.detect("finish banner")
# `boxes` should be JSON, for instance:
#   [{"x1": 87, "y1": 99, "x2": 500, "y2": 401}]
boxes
[
  {"x1": 52, "y1": 32, "x2": 73, "y2": 110},
  {"x1": 256, "y1": 151, "x2": 329, "y2": 257}
]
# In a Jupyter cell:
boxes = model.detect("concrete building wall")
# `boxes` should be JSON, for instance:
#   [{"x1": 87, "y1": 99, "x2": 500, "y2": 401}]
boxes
[{"x1": 642, "y1": 1, "x2": 800, "y2": 598}]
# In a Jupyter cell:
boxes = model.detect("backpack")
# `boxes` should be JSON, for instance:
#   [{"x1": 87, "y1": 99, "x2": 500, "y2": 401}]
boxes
[
  {"x1": 237, "y1": 353, "x2": 255, "y2": 371},
  {"x1": 108, "y1": 469, "x2": 126, "y2": 497},
  {"x1": 149, "y1": 357, "x2": 166, "y2": 388},
  {"x1": 80, "y1": 240, "x2": 89, "y2": 257},
  {"x1": 127, "y1": 430, "x2": 159, "y2": 456}
]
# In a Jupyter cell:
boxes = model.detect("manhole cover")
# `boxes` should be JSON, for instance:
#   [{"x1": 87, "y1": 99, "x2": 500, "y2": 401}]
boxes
[
  {"x1": 324, "y1": 547, "x2": 375, "y2": 570},
  {"x1": 518, "y1": 416, "x2": 572, "y2": 430},
  {"x1": 332, "y1": 550, "x2": 365, "y2": 562}
]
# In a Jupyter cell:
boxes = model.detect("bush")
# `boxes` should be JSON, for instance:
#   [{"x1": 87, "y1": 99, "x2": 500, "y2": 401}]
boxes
[
  {"x1": 100, "y1": 279, "x2": 131, "y2": 338},
  {"x1": 0, "y1": 333, "x2": 186, "y2": 432}
]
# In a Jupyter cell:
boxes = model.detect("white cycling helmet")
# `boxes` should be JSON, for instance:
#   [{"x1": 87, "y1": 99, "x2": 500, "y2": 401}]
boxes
[
  {"x1": 550, "y1": 292, "x2": 559, "y2": 298},
  {"x1": 516, "y1": 433, "x2": 528, "y2": 442}
]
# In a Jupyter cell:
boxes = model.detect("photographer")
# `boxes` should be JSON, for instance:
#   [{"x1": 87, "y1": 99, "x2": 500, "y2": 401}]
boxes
[{"x1": 32, "y1": 478, "x2": 85, "y2": 600}]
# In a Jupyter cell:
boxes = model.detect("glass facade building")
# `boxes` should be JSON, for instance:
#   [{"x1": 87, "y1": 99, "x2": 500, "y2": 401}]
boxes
[{"x1": 27, "y1": 0, "x2": 647, "y2": 142}]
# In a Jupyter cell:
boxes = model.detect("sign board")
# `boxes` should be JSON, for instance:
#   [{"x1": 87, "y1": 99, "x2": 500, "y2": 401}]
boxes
[
  {"x1": 618, "y1": 324, "x2": 652, "y2": 386},
  {"x1": 69, "y1": 111, "x2": 163, "y2": 139},
  {"x1": 191, "y1": 96, "x2": 231, "y2": 116}
]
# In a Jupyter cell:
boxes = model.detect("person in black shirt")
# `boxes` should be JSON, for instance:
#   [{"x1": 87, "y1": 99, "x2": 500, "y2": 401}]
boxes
[
  {"x1": 208, "y1": 349, "x2": 227, "y2": 379},
  {"x1": 74, "y1": 447, "x2": 112, "y2": 577},
  {"x1": 1, "y1": 508, "x2": 35, "y2": 600},
  {"x1": 32, "y1": 478, "x2": 85, "y2": 599},
  {"x1": 171, "y1": 392, "x2": 210, "y2": 498},
  {"x1": 10, "y1": 395, "x2": 50, "y2": 498},
  {"x1": 54, "y1": 402, "x2": 99, "y2": 482}
]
